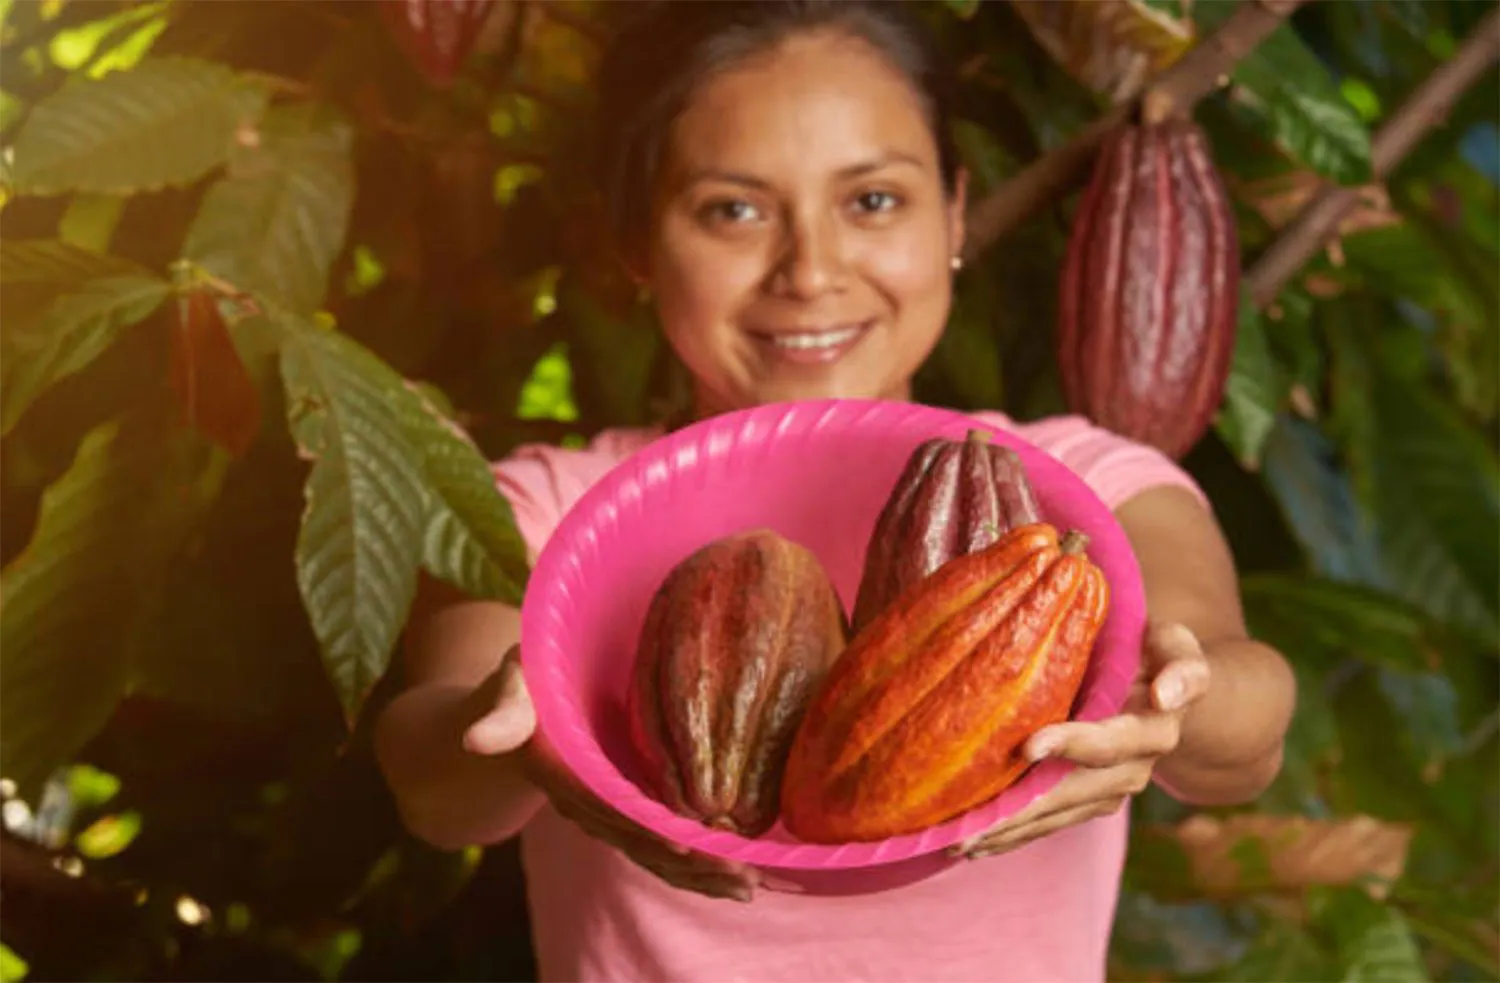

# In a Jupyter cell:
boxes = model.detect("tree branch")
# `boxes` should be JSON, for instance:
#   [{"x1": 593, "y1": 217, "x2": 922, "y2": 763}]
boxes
[
  {"x1": 962, "y1": 0, "x2": 1312, "y2": 261},
  {"x1": 1245, "y1": 5, "x2": 1500, "y2": 307}
]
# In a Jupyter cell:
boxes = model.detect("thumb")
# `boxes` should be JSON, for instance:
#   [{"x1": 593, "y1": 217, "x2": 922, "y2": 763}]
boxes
[
  {"x1": 1145, "y1": 622, "x2": 1211, "y2": 713},
  {"x1": 463, "y1": 646, "x2": 536, "y2": 755}
]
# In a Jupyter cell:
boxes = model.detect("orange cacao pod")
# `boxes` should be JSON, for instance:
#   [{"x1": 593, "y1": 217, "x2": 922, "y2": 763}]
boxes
[
  {"x1": 1056, "y1": 118, "x2": 1240, "y2": 460},
  {"x1": 851, "y1": 429, "x2": 1041, "y2": 633},
  {"x1": 781, "y1": 523, "x2": 1109, "y2": 843},
  {"x1": 627, "y1": 529, "x2": 849, "y2": 837}
]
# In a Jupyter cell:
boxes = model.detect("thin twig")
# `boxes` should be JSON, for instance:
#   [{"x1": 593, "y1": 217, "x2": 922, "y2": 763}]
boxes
[
  {"x1": 1245, "y1": 5, "x2": 1500, "y2": 307},
  {"x1": 962, "y1": 0, "x2": 1312, "y2": 261}
]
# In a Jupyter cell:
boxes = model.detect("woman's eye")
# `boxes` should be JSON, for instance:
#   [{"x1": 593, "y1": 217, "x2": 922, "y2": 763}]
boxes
[
  {"x1": 853, "y1": 190, "x2": 901, "y2": 214},
  {"x1": 701, "y1": 199, "x2": 762, "y2": 225}
]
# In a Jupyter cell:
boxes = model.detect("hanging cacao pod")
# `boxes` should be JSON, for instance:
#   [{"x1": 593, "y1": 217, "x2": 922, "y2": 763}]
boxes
[
  {"x1": 378, "y1": 0, "x2": 496, "y2": 87},
  {"x1": 1056, "y1": 118, "x2": 1240, "y2": 460},
  {"x1": 627, "y1": 529, "x2": 849, "y2": 837},
  {"x1": 851, "y1": 429, "x2": 1042, "y2": 633},
  {"x1": 781, "y1": 523, "x2": 1109, "y2": 843}
]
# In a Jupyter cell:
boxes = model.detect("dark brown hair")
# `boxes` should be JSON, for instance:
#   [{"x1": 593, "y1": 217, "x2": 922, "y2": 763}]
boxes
[{"x1": 591, "y1": 0, "x2": 961, "y2": 256}]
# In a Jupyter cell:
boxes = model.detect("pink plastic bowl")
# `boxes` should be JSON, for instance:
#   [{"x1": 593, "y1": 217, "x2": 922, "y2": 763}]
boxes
[{"x1": 520, "y1": 399, "x2": 1145, "y2": 896}]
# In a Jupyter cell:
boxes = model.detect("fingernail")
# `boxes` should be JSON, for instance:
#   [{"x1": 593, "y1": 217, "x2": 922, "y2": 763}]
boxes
[
  {"x1": 1156, "y1": 677, "x2": 1183, "y2": 711},
  {"x1": 1027, "y1": 735, "x2": 1056, "y2": 761}
]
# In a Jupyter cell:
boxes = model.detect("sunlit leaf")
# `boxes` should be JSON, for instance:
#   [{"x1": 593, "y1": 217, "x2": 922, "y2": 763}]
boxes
[
  {"x1": 1194, "y1": 4, "x2": 1373, "y2": 185},
  {"x1": 1008, "y1": 0, "x2": 1195, "y2": 102},
  {"x1": 0, "y1": 420, "x2": 181, "y2": 802},
  {"x1": 399, "y1": 381, "x2": 531, "y2": 604},
  {"x1": 183, "y1": 102, "x2": 355, "y2": 314},
  {"x1": 1163, "y1": 813, "x2": 1414, "y2": 899},
  {"x1": 278, "y1": 315, "x2": 428, "y2": 723},
  {"x1": 9, "y1": 55, "x2": 267, "y2": 195},
  {"x1": 0, "y1": 240, "x2": 171, "y2": 435}
]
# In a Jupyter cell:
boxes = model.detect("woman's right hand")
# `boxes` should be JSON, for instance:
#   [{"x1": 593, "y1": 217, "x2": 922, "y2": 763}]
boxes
[{"x1": 463, "y1": 645, "x2": 761, "y2": 903}]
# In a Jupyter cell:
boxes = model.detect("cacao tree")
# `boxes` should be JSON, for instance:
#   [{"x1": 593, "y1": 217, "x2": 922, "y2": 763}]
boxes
[{"x1": 1, "y1": 1, "x2": 1496, "y2": 980}]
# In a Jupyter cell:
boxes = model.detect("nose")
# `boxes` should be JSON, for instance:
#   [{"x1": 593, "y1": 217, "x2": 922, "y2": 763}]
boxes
[{"x1": 770, "y1": 211, "x2": 847, "y2": 300}]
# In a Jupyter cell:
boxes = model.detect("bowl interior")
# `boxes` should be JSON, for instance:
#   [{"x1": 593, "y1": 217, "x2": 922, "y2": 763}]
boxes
[{"x1": 520, "y1": 399, "x2": 1145, "y2": 870}]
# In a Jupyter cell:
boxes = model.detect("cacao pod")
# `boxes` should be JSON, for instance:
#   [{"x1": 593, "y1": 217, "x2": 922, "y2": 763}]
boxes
[
  {"x1": 378, "y1": 0, "x2": 496, "y2": 87},
  {"x1": 851, "y1": 429, "x2": 1042, "y2": 633},
  {"x1": 781, "y1": 523, "x2": 1109, "y2": 843},
  {"x1": 627, "y1": 529, "x2": 849, "y2": 837},
  {"x1": 1056, "y1": 118, "x2": 1240, "y2": 460}
]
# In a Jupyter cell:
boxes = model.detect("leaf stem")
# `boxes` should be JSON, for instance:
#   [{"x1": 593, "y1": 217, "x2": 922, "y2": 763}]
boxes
[
  {"x1": 1244, "y1": 5, "x2": 1500, "y2": 307},
  {"x1": 962, "y1": 0, "x2": 1312, "y2": 260}
]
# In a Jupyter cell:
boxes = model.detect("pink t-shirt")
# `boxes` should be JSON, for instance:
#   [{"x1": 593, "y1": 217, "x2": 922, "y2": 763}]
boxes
[{"x1": 490, "y1": 410, "x2": 1207, "y2": 983}]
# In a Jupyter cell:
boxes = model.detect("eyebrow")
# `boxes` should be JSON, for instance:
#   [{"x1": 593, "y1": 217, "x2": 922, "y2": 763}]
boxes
[{"x1": 680, "y1": 151, "x2": 928, "y2": 189}]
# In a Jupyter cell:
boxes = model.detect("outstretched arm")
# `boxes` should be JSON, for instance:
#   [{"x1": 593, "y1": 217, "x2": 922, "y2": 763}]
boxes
[{"x1": 1114, "y1": 484, "x2": 1296, "y2": 805}]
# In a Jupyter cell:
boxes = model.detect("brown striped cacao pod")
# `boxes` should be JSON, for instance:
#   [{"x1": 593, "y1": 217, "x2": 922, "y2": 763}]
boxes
[
  {"x1": 627, "y1": 529, "x2": 849, "y2": 837},
  {"x1": 851, "y1": 429, "x2": 1041, "y2": 633},
  {"x1": 782, "y1": 523, "x2": 1109, "y2": 843},
  {"x1": 1056, "y1": 118, "x2": 1240, "y2": 460}
]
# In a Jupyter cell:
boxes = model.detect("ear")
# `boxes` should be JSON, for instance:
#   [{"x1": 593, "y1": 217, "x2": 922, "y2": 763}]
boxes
[{"x1": 947, "y1": 166, "x2": 970, "y2": 263}]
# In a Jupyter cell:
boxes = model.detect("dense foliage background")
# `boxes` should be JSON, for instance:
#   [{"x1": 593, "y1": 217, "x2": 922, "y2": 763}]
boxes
[{"x1": 1, "y1": 0, "x2": 1496, "y2": 980}]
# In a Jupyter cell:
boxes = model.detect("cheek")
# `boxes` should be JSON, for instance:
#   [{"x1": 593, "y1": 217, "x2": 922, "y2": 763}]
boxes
[
  {"x1": 651, "y1": 238, "x2": 763, "y2": 338},
  {"x1": 860, "y1": 229, "x2": 953, "y2": 315}
]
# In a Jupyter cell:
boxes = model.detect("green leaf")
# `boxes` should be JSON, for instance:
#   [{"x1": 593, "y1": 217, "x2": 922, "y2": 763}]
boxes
[
  {"x1": 278, "y1": 316, "x2": 428, "y2": 722},
  {"x1": 9, "y1": 55, "x2": 267, "y2": 196},
  {"x1": 1213, "y1": 920, "x2": 1332, "y2": 982},
  {"x1": 0, "y1": 240, "x2": 171, "y2": 435},
  {"x1": 182, "y1": 102, "x2": 355, "y2": 314},
  {"x1": 1368, "y1": 369, "x2": 1500, "y2": 643},
  {"x1": 1311, "y1": 886, "x2": 1430, "y2": 983},
  {"x1": 1241, "y1": 573, "x2": 1437, "y2": 675},
  {"x1": 1376, "y1": 668, "x2": 1464, "y2": 773},
  {"x1": 1198, "y1": 5, "x2": 1372, "y2": 184},
  {"x1": 398, "y1": 381, "x2": 531, "y2": 605},
  {"x1": 0, "y1": 420, "x2": 178, "y2": 803},
  {"x1": 1215, "y1": 294, "x2": 1283, "y2": 469},
  {"x1": 1260, "y1": 416, "x2": 1386, "y2": 584}
]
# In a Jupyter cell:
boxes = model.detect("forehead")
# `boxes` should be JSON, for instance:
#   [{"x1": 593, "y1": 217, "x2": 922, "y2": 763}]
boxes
[{"x1": 663, "y1": 30, "x2": 938, "y2": 181}]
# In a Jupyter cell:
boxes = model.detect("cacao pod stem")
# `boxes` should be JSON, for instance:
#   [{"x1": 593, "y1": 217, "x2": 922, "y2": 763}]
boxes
[{"x1": 1059, "y1": 530, "x2": 1090, "y2": 555}]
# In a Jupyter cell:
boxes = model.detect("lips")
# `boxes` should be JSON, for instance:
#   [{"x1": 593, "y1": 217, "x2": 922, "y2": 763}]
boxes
[{"x1": 748, "y1": 320, "x2": 874, "y2": 366}]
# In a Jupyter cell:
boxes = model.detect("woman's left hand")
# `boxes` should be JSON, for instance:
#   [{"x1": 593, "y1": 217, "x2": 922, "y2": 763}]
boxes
[{"x1": 952, "y1": 621, "x2": 1212, "y2": 860}]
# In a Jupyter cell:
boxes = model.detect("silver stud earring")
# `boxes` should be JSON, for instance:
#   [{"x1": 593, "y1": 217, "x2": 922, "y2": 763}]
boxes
[{"x1": 951, "y1": 255, "x2": 964, "y2": 272}]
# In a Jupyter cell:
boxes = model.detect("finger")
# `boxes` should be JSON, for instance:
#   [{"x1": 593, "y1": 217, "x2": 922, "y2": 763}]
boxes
[
  {"x1": 463, "y1": 648, "x2": 536, "y2": 755},
  {"x1": 1151, "y1": 656, "x2": 1211, "y2": 714},
  {"x1": 1144, "y1": 623, "x2": 1211, "y2": 712},
  {"x1": 950, "y1": 761, "x2": 1137, "y2": 855},
  {"x1": 632, "y1": 855, "x2": 756, "y2": 903},
  {"x1": 1026, "y1": 712, "x2": 1181, "y2": 768},
  {"x1": 963, "y1": 796, "x2": 1129, "y2": 859}
]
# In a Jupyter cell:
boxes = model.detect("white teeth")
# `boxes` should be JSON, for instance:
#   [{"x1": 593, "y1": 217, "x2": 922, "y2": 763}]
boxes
[{"x1": 771, "y1": 327, "x2": 862, "y2": 350}]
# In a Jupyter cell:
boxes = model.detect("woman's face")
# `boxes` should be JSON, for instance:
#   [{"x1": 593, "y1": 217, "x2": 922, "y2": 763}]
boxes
[{"x1": 643, "y1": 30, "x2": 967, "y2": 417}]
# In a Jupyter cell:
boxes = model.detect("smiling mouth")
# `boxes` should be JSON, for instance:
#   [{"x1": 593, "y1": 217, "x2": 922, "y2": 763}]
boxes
[{"x1": 751, "y1": 321, "x2": 872, "y2": 351}]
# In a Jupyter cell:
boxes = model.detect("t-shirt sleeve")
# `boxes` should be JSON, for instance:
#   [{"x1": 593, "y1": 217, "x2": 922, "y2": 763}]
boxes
[
  {"x1": 981, "y1": 412, "x2": 1211, "y2": 512},
  {"x1": 489, "y1": 429, "x2": 655, "y2": 563}
]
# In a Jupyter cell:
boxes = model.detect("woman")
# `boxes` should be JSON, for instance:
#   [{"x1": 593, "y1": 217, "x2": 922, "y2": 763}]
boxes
[{"x1": 374, "y1": 3, "x2": 1297, "y2": 980}]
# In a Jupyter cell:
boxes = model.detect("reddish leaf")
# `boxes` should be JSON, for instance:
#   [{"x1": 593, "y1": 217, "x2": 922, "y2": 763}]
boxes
[
  {"x1": 378, "y1": 0, "x2": 497, "y2": 87},
  {"x1": 169, "y1": 290, "x2": 262, "y2": 458}
]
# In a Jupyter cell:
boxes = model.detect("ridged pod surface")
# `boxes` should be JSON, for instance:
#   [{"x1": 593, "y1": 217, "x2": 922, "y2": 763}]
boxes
[
  {"x1": 781, "y1": 523, "x2": 1109, "y2": 843},
  {"x1": 627, "y1": 529, "x2": 849, "y2": 837},
  {"x1": 852, "y1": 429, "x2": 1042, "y2": 633},
  {"x1": 1056, "y1": 118, "x2": 1240, "y2": 460}
]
